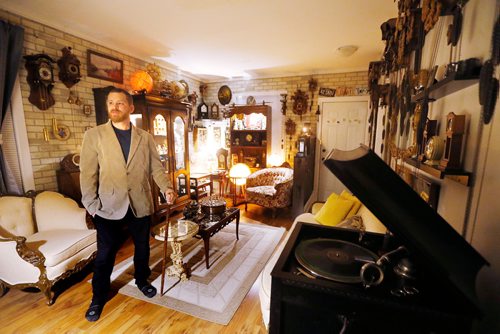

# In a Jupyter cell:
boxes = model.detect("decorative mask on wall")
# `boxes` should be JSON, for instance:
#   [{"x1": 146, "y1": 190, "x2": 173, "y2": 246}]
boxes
[
  {"x1": 57, "y1": 47, "x2": 81, "y2": 88},
  {"x1": 24, "y1": 53, "x2": 56, "y2": 110}
]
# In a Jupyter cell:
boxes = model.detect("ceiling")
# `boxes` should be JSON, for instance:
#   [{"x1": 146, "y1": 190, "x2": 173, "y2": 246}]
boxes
[{"x1": 1, "y1": 0, "x2": 398, "y2": 82}]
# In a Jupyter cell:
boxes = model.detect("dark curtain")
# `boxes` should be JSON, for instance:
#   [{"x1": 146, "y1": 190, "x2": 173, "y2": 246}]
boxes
[{"x1": 0, "y1": 20, "x2": 24, "y2": 194}]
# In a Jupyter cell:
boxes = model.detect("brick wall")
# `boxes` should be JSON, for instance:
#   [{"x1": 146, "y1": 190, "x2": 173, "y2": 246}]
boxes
[
  {"x1": 0, "y1": 9, "x2": 200, "y2": 191},
  {"x1": 204, "y1": 72, "x2": 368, "y2": 164},
  {"x1": 1, "y1": 9, "x2": 368, "y2": 190}
]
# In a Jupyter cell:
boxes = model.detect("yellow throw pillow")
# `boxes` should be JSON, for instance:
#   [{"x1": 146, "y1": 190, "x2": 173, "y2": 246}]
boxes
[
  {"x1": 314, "y1": 193, "x2": 354, "y2": 226},
  {"x1": 340, "y1": 190, "x2": 362, "y2": 218}
]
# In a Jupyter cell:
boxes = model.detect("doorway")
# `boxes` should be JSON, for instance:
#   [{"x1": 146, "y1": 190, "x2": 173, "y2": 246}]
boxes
[{"x1": 315, "y1": 96, "x2": 369, "y2": 201}]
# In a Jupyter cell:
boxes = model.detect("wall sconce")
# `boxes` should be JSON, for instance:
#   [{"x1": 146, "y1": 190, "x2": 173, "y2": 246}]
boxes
[{"x1": 302, "y1": 122, "x2": 311, "y2": 136}]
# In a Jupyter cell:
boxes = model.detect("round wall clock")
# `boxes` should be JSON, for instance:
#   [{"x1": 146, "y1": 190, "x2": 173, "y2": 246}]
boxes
[{"x1": 218, "y1": 85, "x2": 232, "y2": 105}]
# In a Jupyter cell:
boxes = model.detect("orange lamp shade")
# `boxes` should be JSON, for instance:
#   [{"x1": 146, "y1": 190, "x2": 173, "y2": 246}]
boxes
[{"x1": 130, "y1": 70, "x2": 154, "y2": 93}]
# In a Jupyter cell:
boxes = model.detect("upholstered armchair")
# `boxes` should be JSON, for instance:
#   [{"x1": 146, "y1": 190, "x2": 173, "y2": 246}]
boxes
[
  {"x1": 0, "y1": 191, "x2": 97, "y2": 305},
  {"x1": 245, "y1": 167, "x2": 294, "y2": 217}
]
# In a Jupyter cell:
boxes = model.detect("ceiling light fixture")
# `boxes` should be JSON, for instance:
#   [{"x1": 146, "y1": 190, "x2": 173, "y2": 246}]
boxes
[{"x1": 337, "y1": 45, "x2": 358, "y2": 57}]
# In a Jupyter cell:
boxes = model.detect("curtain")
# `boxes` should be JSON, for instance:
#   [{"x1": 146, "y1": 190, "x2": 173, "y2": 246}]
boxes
[{"x1": 0, "y1": 20, "x2": 24, "y2": 194}]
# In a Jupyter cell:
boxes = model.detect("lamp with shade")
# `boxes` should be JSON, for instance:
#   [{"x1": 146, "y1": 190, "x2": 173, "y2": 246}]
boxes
[{"x1": 229, "y1": 163, "x2": 251, "y2": 206}]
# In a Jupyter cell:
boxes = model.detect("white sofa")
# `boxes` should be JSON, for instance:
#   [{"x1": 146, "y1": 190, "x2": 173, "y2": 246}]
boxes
[
  {"x1": 0, "y1": 191, "x2": 97, "y2": 305},
  {"x1": 258, "y1": 202, "x2": 387, "y2": 328}
]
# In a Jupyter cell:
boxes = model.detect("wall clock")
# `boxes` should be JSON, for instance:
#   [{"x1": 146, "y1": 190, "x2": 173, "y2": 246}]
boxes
[
  {"x1": 57, "y1": 47, "x2": 81, "y2": 89},
  {"x1": 24, "y1": 53, "x2": 56, "y2": 110},
  {"x1": 439, "y1": 112, "x2": 465, "y2": 171},
  {"x1": 197, "y1": 100, "x2": 209, "y2": 119},
  {"x1": 291, "y1": 89, "x2": 309, "y2": 118},
  {"x1": 211, "y1": 103, "x2": 219, "y2": 119}
]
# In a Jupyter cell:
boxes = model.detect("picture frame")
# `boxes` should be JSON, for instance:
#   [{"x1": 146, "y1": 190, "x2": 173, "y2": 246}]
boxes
[{"x1": 87, "y1": 50, "x2": 123, "y2": 83}]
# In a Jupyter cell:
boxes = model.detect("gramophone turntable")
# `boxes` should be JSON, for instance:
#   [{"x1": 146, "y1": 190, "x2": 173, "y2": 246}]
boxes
[{"x1": 269, "y1": 146, "x2": 488, "y2": 334}]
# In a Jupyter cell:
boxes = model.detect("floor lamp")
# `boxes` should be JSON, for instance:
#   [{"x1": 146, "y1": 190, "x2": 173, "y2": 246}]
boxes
[{"x1": 229, "y1": 163, "x2": 251, "y2": 206}]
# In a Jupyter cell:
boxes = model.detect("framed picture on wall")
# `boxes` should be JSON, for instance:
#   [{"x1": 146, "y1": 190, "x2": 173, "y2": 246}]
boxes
[{"x1": 87, "y1": 50, "x2": 123, "y2": 83}]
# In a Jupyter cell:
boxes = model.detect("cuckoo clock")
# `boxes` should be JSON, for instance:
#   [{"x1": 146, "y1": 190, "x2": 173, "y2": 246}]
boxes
[
  {"x1": 439, "y1": 112, "x2": 465, "y2": 171},
  {"x1": 24, "y1": 53, "x2": 56, "y2": 110},
  {"x1": 292, "y1": 89, "x2": 309, "y2": 117},
  {"x1": 57, "y1": 47, "x2": 81, "y2": 89}
]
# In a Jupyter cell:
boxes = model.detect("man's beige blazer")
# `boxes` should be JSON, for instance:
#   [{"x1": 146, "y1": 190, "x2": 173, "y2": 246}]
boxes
[{"x1": 80, "y1": 121, "x2": 172, "y2": 219}]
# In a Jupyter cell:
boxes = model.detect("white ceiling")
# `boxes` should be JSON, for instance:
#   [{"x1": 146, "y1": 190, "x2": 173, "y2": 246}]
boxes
[{"x1": 1, "y1": 0, "x2": 398, "y2": 82}]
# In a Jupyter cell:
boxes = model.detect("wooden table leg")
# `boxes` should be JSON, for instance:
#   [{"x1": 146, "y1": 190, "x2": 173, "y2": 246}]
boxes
[
  {"x1": 236, "y1": 211, "x2": 240, "y2": 240},
  {"x1": 203, "y1": 236, "x2": 210, "y2": 269}
]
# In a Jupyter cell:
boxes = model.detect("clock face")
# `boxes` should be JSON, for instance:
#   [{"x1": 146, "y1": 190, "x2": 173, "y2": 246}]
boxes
[
  {"x1": 38, "y1": 62, "x2": 53, "y2": 82},
  {"x1": 447, "y1": 118, "x2": 453, "y2": 132},
  {"x1": 67, "y1": 63, "x2": 79, "y2": 75}
]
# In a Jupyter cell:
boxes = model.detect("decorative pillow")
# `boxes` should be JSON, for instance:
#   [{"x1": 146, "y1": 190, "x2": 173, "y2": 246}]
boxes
[
  {"x1": 314, "y1": 193, "x2": 354, "y2": 226},
  {"x1": 340, "y1": 190, "x2": 362, "y2": 218}
]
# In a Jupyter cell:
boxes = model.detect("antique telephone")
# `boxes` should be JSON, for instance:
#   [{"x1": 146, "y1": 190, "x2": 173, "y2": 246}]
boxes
[{"x1": 24, "y1": 53, "x2": 56, "y2": 110}]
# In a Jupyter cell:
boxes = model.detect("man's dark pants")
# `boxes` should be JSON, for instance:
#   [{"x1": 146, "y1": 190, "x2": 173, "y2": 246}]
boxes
[{"x1": 91, "y1": 207, "x2": 151, "y2": 304}]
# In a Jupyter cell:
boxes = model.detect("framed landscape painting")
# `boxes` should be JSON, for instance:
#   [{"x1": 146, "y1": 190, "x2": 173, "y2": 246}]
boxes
[{"x1": 87, "y1": 50, "x2": 123, "y2": 83}]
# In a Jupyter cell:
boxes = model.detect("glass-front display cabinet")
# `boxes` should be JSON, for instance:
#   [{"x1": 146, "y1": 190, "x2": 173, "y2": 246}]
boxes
[
  {"x1": 229, "y1": 105, "x2": 271, "y2": 169},
  {"x1": 132, "y1": 93, "x2": 191, "y2": 224}
]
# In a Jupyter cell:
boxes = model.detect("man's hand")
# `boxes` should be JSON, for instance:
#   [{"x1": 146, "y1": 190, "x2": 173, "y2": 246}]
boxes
[{"x1": 164, "y1": 188, "x2": 176, "y2": 205}]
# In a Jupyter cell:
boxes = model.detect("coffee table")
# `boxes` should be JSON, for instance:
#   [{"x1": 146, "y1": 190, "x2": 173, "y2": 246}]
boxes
[
  {"x1": 192, "y1": 207, "x2": 240, "y2": 269},
  {"x1": 152, "y1": 219, "x2": 199, "y2": 295}
]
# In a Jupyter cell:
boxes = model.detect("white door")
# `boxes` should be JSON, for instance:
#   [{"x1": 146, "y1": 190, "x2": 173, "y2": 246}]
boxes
[{"x1": 317, "y1": 97, "x2": 369, "y2": 201}]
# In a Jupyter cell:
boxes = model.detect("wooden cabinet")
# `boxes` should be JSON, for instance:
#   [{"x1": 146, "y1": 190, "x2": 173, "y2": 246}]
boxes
[
  {"x1": 292, "y1": 137, "x2": 316, "y2": 217},
  {"x1": 228, "y1": 105, "x2": 271, "y2": 168},
  {"x1": 132, "y1": 93, "x2": 192, "y2": 224}
]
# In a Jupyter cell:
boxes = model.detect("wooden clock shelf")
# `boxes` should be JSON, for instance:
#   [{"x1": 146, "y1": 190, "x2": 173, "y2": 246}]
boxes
[
  {"x1": 229, "y1": 105, "x2": 271, "y2": 168},
  {"x1": 404, "y1": 157, "x2": 471, "y2": 186},
  {"x1": 412, "y1": 71, "x2": 479, "y2": 103}
]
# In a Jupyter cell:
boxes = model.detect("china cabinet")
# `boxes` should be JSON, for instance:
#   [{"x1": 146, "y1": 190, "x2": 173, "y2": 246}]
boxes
[
  {"x1": 228, "y1": 105, "x2": 271, "y2": 168},
  {"x1": 132, "y1": 93, "x2": 191, "y2": 224}
]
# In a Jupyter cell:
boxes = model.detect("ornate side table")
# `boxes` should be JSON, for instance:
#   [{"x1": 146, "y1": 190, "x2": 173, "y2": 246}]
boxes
[{"x1": 152, "y1": 219, "x2": 199, "y2": 295}]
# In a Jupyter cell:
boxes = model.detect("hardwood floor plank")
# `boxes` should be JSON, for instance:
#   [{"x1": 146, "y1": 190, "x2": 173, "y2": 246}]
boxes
[{"x1": 0, "y1": 203, "x2": 294, "y2": 333}]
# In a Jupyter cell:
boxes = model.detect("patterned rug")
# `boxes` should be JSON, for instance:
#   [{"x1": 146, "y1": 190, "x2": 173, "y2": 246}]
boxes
[{"x1": 109, "y1": 220, "x2": 285, "y2": 325}]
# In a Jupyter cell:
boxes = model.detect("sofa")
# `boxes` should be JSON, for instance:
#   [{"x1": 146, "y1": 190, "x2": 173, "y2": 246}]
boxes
[
  {"x1": 245, "y1": 167, "x2": 293, "y2": 217},
  {"x1": 0, "y1": 191, "x2": 97, "y2": 305},
  {"x1": 258, "y1": 191, "x2": 387, "y2": 328}
]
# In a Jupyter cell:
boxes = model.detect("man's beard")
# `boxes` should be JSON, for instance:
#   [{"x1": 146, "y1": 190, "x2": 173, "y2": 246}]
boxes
[{"x1": 108, "y1": 110, "x2": 128, "y2": 123}]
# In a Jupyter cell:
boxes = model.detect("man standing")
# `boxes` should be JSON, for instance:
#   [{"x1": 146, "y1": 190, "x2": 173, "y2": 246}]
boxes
[{"x1": 80, "y1": 87, "x2": 176, "y2": 321}]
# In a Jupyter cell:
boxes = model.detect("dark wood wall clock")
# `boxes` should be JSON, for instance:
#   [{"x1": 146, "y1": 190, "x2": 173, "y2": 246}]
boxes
[
  {"x1": 439, "y1": 112, "x2": 465, "y2": 171},
  {"x1": 57, "y1": 47, "x2": 81, "y2": 88},
  {"x1": 291, "y1": 89, "x2": 308, "y2": 118},
  {"x1": 24, "y1": 53, "x2": 56, "y2": 110}
]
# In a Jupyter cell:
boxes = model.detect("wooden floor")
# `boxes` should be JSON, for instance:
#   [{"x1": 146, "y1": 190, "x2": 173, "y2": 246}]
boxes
[{"x1": 0, "y1": 202, "x2": 295, "y2": 334}]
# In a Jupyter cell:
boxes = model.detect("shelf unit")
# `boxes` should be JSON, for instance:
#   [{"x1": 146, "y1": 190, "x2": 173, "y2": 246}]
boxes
[
  {"x1": 404, "y1": 70, "x2": 480, "y2": 187},
  {"x1": 229, "y1": 105, "x2": 271, "y2": 168},
  {"x1": 404, "y1": 157, "x2": 471, "y2": 186},
  {"x1": 411, "y1": 71, "x2": 479, "y2": 103}
]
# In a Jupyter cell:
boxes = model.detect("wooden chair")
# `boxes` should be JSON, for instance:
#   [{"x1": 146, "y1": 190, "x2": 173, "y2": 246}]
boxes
[{"x1": 211, "y1": 148, "x2": 229, "y2": 195}]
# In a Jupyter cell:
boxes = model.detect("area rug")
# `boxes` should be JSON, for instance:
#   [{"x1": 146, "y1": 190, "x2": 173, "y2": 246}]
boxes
[{"x1": 108, "y1": 220, "x2": 285, "y2": 325}]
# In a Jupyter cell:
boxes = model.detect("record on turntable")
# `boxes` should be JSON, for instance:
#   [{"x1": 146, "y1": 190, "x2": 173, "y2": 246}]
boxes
[{"x1": 295, "y1": 238, "x2": 378, "y2": 283}]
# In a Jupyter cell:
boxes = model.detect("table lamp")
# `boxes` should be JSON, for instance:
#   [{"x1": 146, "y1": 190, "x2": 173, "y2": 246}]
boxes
[{"x1": 229, "y1": 163, "x2": 251, "y2": 206}]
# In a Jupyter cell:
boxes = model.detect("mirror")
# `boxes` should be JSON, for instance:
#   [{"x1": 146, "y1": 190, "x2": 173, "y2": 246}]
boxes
[
  {"x1": 173, "y1": 116, "x2": 185, "y2": 170},
  {"x1": 153, "y1": 114, "x2": 169, "y2": 172}
]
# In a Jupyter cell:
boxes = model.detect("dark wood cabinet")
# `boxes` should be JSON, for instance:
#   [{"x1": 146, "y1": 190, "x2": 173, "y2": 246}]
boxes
[
  {"x1": 228, "y1": 105, "x2": 271, "y2": 168},
  {"x1": 132, "y1": 93, "x2": 192, "y2": 224},
  {"x1": 292, "y1": 136, "x2": 316, "y2": 217},
  {"x1": 56, "y1": 169, "x2": 82, "y2": 206}
]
